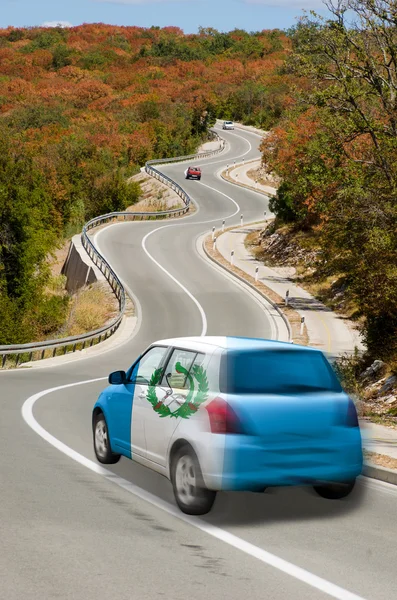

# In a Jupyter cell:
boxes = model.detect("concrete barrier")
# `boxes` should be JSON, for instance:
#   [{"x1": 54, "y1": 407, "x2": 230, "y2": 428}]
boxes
[{"x1": 62, "y1": 234, "x2": 102, "y2": 293}]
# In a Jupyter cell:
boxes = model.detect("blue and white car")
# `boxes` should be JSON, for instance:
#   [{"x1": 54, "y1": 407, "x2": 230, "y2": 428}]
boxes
[{"x1": 92, "y1": 336, "x2": 363, "y2": 515}]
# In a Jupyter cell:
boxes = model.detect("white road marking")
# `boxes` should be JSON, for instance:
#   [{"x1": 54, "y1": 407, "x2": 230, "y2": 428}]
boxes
[
  {"x1": 198, "y1": 181, "x2": 241, "y2": 213},
  {"x1": 22, "y1": 379, "x2": 368, "y2": 600},
  {"x1": 196, "y1": 235, "x2": 283, "y2": 342},
  {"x1": 140, "y1": 183, "x2": 245, "y2": 336},
  {"x1": 142, "y1": 226, "x2": 208, "y2": 336},
  {"x1": 95, "y1": 182, "x2": 243, "y2": 339}
]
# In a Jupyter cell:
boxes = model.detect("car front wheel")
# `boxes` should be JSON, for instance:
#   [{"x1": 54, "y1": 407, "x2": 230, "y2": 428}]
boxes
[
  {"x1": 313, "y1": 479, "x2": 355, "y2": 499},
  {"x1": 93, "y1": 413, "x2": 121, "y2": 464},
  {"x1": 171, "y1": 445, "x2": 216, "y2": 515}
]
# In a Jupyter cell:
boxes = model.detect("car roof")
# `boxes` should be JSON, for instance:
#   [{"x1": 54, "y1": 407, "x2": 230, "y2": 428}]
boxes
[
  {"x1": 189, "y1": 166, "x2": 201, "y2": 169},
  {"x1": 151, "y1": 336, "x2": 320, "y2": 353}
]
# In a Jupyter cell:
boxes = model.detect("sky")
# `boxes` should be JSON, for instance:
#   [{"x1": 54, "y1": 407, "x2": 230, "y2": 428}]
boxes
[{"x1": 2, "y1": 0, "x2": 332, "y2": 34}]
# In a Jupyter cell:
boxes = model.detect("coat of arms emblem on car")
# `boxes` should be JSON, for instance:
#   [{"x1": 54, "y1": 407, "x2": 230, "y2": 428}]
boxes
[{"x1": 146, "y1": 361, "x2": 209, "y2": 419}]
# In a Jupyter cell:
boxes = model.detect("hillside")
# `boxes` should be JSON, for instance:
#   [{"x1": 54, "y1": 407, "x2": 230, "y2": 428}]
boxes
[
  {"x1": 259, "y1": 1, "x2": 397, "y2": 366},
  {"x1": 0, "y1": 24, "x2": 291, "y2": 345}
]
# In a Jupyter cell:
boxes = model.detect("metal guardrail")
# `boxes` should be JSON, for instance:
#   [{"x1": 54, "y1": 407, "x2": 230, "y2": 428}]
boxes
[{"x1": 0, "y1": 129, "x2": 226, "y2": 369}]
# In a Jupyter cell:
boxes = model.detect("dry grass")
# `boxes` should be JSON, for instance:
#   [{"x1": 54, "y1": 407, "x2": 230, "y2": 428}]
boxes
[
  {"x1": 64, "y1": 282, "x2": 118, "y2": 337},
  {"x1": 128, "y1": 170, "x2": 194, "y2": 214},
  {"x1": 364, "y1": 450, "x2": 397, "y2": 470},
  {"x1": 204, "y1": 233, "x2": 309, "y2": 346}
]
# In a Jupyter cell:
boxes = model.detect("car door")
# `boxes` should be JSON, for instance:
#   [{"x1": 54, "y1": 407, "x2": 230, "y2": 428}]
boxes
[
  {"x1": 129, "y1": 345, "x2": 170, "y2": 460},
  {"x1": 144, "y1": 348, "x2": 206, "y2": 468}
]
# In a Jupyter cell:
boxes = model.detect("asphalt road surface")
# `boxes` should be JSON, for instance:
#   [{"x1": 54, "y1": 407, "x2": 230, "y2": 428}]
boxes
[{"x1": 1, "y1": 126, "x2": 396, "y2": 600}]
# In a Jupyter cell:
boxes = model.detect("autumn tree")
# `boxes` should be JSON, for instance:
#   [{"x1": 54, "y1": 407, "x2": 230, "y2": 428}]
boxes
[{"x1": 266, "y1": 0, "x2": 397, "y2": 359}]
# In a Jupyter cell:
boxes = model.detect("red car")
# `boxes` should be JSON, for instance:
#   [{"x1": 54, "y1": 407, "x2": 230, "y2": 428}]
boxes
[{"x1": 186, "y1": 166, "x2": 201, "y2": 180}]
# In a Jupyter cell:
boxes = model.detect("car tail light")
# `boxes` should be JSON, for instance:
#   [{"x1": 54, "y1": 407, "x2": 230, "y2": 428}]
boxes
[{"x1": 205, "y1": 397, "x2": 244, "y2": 434}]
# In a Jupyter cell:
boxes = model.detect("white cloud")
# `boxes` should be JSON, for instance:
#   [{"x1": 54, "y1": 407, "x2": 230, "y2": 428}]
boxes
[
  {"x1": 244, "y1": 0, "x2": 325, "y2": 7},
  {"x1": 41, "y1": 21, "x2": 73, "y2": 28}
]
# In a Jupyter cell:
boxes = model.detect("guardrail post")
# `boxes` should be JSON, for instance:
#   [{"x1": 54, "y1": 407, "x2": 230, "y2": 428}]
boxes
[
  {"x1": 52, "y1": 348, "x2": 56, "y2": 358},
  {"x1": 41, "y1": 349, "x2": 45, "y2": 360},
  {"x1": 2, "y1": 355, "x2": 6, "y2": 368}
]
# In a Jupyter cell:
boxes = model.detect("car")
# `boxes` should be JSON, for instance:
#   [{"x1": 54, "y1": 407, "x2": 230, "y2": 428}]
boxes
[
  {"x1": 92, "y1": 336, "x2": 363, "y2": 515},
  {"x1": 186, "y1": 166, "x2": 201, "y2": 180},
  {"x1": 222, "y1": 121, "x2": 234, "y2": 130}
]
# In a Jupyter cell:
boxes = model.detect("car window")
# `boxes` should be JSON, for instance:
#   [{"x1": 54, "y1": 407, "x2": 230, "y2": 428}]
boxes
[
  {"x1": 130, "y1": 346, "x2": 169, "y2": 385},
  {"x1": 162, "y1": 349, "x2": 204, "y2": 389},
  {"x1": 219, "y1": 349, "x2": 342, "y2": 394}
]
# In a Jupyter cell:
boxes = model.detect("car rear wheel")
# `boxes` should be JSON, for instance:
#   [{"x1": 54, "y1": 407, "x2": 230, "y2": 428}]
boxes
[
  {"x1": 93, "y1": 413, "x2": 121, "y2": 464},
  {"x1": 313, "y1": 479, "x2": 355, "y2": 499},
  {"x1": 171, "y1": 445, "x2": 216, "y2": 515}
]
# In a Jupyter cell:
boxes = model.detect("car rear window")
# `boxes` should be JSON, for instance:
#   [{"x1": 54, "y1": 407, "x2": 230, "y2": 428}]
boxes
[
  {"x1": 190, "y1": 167, "x2": 200, "y2": 171},
  {"x1": 219, "y1": 349, "x2": 342, "y2": 394}
]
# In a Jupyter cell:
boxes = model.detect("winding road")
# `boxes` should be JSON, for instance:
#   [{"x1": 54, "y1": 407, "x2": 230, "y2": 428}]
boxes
[{"x1": 1, "y1": 126, "x2": 396, "y2": 600}]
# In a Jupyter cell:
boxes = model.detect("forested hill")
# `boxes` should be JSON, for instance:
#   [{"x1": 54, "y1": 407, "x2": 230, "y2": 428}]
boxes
[
  {"x1": 0, "y1": 25, "x2": 290, "y2": 344},
  {"x1": 261, "y1": 1, "x2": 397, "y2": 364}
]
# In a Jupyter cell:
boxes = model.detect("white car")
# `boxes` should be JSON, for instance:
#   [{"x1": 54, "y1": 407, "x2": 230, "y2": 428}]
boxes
[
  {"x1": 222, "y1": 121, "x2": 234, "y2": 130},
  {"x1": 93, "y1": 336, "x2": 363, "y2": 515}
]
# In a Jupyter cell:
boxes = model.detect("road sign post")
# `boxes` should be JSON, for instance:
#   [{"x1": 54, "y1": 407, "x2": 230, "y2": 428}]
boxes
[{"x1": 300, "y1": 316, "x2": 305, "y2": 336}]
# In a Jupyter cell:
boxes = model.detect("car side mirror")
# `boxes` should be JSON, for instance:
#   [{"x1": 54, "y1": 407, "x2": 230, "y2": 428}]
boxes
[{"x1": 109, "y1": 370, "x2": 126, "y2": 385}]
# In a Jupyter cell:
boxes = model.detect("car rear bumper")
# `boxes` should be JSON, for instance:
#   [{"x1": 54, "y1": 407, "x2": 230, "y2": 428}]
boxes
[{"x1": 199, "y1": 431, "x2": 363, "y2": 491}]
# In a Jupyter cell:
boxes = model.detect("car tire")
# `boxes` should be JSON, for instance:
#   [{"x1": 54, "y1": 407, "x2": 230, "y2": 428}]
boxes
[
  {"x1": 198, "y1": 177, "x2": 201, "y2": 181},
  {"x1": 93, "y1": 412, "x2": 121, "y2": 465},
  {"x1": 171, "y1": 445, "x2": 216, "y2": 515},
  {"x1": 313, "y1": 479, "x2": 356, "y2": 500}
]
